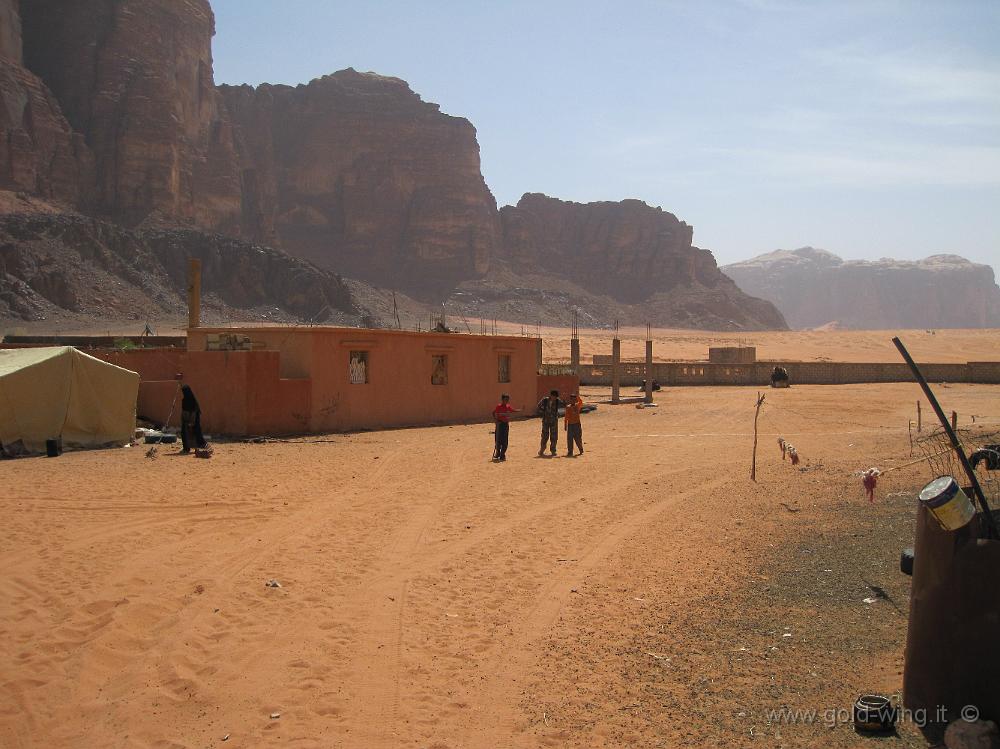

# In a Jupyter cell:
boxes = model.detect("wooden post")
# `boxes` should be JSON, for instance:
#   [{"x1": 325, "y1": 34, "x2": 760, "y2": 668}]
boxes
[
  {"x1": 611, "y1": 336, "x2": 621, "y2": 404},
  {"x1": 952, "y1": 410, "x2": 958, "y2": 431},
  {"x1": 644, "y1": 340, "x2": 654, "y2": 403},
  {"x1": 187, "y1": 258, "x2": 201, "y2": 329},
  {"x1": 908, "y1": 420, "x2": 914, "y2": 456},
  {"x1": 751, "y1": 392, "x2": 765, "y2": 481},
  {"x1": 570, "y1": 310, "x2": 580, "y2": 374},
  {"x1": 644, "y1": 324, "x2": 653, "y2": 404},
  {"x1": 917, "y1": 400, "x2": 922, "y2": 432}
]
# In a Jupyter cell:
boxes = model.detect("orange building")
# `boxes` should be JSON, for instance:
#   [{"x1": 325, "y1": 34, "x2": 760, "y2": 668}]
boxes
[{"x1": 102, "y1": 327, "x2": 544, "y2": 436}]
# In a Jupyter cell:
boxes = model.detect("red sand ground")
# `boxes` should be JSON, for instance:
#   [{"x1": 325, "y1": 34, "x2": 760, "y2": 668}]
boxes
[{"x1": 3, "y1": 373, "x2": 1000, "y2": 747}]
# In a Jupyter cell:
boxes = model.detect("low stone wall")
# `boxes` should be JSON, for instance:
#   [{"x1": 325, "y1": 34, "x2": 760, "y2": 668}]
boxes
[{"x1": 546, "y1": 360, "x2": 1000, "y2": 387}]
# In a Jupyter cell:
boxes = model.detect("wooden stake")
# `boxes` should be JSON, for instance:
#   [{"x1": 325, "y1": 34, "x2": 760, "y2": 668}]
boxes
[
  {"x1": 611, "y1": 335, "x2": 621, "y2": 404},
  {"x1": 751, "y1": 392, "x2": 765, "y2": 482},
  {"x1": 917, "y1": 400, "x2": 922, "y2": 432},
  {"x1": 908, "y1": 420, "x2": 913, "y2": 456},
  {"x1": 952, "y1": 410, "x2": 958, "y2": 431}
]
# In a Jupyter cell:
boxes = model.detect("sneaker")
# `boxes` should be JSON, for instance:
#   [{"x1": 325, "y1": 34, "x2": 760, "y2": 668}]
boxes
[{"x1": 538, "y1": 450, "x2": 545, "y2": 457}]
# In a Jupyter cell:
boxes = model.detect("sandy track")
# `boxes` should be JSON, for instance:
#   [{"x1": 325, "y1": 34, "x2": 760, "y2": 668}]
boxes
[{"x1": 2, "y1": 382, "x2": 999, "y2": 747}]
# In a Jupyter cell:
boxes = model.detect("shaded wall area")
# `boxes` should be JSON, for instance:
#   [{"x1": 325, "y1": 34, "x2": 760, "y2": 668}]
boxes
[{"x1": 95, "y1": 348, "x2": 310, "y2": 436}]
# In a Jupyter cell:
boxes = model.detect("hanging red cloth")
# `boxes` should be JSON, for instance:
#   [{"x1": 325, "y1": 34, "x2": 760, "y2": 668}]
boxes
[{"x1": 862, "y1": 469, "x2": 879, "y2": 502}]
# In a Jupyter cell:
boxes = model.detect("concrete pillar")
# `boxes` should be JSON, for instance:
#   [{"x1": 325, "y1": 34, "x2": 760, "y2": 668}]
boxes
[
  {"x1": 187, "y1": 258, "x2": 201, "y2": 329},
  {"x1": 611, "y1": 337, "x2": 620, "y2": 404},
  {"x1": 570, "y1": 338, "x2": 580, "y2": 373},
  {"x1": 644, "y1": 339, "x2": 654, "y2": 403}
]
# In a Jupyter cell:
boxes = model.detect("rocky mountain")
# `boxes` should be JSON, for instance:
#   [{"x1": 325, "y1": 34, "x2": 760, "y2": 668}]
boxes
[
  {"x1": 0, "y1": 211, "x2": 358, "y2": 325},
  {"x1": 1, "y1": 0, "x2": 788, "y2": 330},
  {"x1": 723, "y1": 247, "x2": 1000, "y2": 329},
  {"x1": 501, "y1": 194, "x2": 699, "y2": 302},
  {"x1": 13, "y1": 0, "x2": 497, "y2": 298},
  {"x1": 0, "y1": 0, "x2": 94, "y2": 208},
  {"x1": 20, "y1": 0, "x2": 243, "y2": 229},
  {"x1": 487, "y1": 194, "x2": 787, "y2": 328},
  {"x1": 0, "y1": 0, "x2": 19, "y2": 63},
  {"x1": 218, "y1": 72, "x2": 499, "y2": 296}
]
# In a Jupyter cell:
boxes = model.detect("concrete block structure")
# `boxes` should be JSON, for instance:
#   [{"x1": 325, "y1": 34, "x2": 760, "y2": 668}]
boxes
[{"x1": 708, "y1": 346, "x2": 756, "y2": 364}]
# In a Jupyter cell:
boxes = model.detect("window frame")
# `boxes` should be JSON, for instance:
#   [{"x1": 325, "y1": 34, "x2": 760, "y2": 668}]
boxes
[
  {"x1": 431, "y1": 354, "x2": 448, "y2": 386},
  {"x1": 348, "y1": 350, "x2": 369, "y2": 384},
  {"x1": 498, "y1": 353, "x2": 511, "y2": 383}
]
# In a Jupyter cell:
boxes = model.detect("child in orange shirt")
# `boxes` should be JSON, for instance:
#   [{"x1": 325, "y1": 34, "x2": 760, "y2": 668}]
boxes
[{"x1": 564, "y1": 392, "x2": 584, "y2": 457}]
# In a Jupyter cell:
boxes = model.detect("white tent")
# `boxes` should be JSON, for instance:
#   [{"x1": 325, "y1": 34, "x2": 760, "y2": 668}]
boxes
[{"x1": 0, "y1": 347, "x2": 139, "y2": 454}]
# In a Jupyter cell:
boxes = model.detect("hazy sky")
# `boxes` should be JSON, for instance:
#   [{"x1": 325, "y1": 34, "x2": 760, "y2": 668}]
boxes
[{"x1": 212, "y1": 0, "x2": 1000, "y2": 268}]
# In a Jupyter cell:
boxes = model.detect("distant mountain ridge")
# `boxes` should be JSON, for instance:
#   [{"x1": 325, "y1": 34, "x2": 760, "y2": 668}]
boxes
[{"x1": 723, "y1": 247, "x2": 1000, "y2": 330}]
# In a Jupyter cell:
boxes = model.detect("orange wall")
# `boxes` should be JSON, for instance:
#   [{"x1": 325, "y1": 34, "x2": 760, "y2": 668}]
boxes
[
  {"x1": 95, "y1": 349, "x2": 311, "y2": 436},
  {"x1": 186, "y1": 327, "x2": 541, "y2": 434},
  {"x1": 94, "y1": 329, "x2": 541, "y2": 435}
]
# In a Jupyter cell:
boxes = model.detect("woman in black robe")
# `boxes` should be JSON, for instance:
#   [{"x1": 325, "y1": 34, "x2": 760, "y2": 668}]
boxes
[{"x1": 180, "y1": 384, "x2": 207, "y2": 453}]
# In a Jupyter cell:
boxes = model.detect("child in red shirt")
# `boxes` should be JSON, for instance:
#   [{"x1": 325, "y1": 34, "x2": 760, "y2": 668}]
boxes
[{"x1": 492, "y1": 393, "x2": 520, "y2": 462}]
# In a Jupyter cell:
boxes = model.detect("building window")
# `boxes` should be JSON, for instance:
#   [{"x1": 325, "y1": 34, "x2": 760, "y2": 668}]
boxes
[
  {"x1": 349, "y1": 351, "x2": 369, "y2": 384},
  {"x1": 431, "y1": 355, "x2": 448, "y2": 385},
  {"x1": 498, "y1": 354, "x2": 511, "y2": 383}
]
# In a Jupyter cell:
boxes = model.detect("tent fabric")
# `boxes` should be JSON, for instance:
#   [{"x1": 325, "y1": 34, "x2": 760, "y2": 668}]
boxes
[{"x1": 0, "y1": 347, "x2": 139, "y2": 453}]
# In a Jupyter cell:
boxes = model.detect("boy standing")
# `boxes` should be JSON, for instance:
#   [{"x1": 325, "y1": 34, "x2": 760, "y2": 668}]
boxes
[
  {"x1": 492, "y1": 393, "x2": 519, "y2": 461},
  {"x1": 537, "y1": 389, "x2": 564, "y2": 456},
  {"x1": 564, "y1": 391, "x2": 584, "y2": 456}
]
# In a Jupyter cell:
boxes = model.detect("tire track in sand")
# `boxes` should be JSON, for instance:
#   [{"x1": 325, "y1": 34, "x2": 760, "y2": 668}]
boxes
[{"x1": 462, "y1": 473, "x2": 731, "y2": 747}]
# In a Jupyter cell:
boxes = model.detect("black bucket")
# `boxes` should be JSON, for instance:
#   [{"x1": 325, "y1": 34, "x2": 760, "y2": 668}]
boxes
[{"x1": 45, "y1": 438, "x2": 62, "y2": 458}]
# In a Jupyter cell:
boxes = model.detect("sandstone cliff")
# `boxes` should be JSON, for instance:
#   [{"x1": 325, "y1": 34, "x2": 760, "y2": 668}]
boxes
[
  {"x1": 495, "y1": 194, "x2": 788, "y2": 329},
  {"x1": 0, "y1": 212, "x2": 358, "y2": 324},
  {"x1": 20, "y1": 0, "x2": 243, "y2": 229},
  {"x1": 219, "y1": 70, "x2": 499, "y2": 296},
  {"x1": 0, "y1": 0, "x2": 21, "y2": 63},
  {"x1": 15, "y1": 0, "x2": 500, "y2": 296},
  {"x1": 723, "y1": 248, "x2": 1000, "y2": 329},
  {"x1": 0, "y1": 0, "x2": 94, "y2": 207}
]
